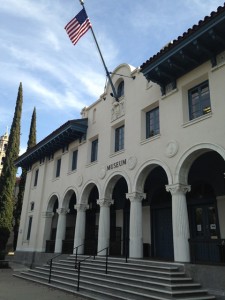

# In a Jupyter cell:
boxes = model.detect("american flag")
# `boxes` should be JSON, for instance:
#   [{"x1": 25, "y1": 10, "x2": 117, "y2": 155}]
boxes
[{"x1": 65, "y1": 8, "x2": 92, "y2": 45}]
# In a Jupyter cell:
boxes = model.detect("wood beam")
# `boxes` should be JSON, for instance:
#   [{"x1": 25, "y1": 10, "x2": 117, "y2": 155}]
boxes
[{"x1": 179, "y1": 50, "x2": 199, "y2": 65}]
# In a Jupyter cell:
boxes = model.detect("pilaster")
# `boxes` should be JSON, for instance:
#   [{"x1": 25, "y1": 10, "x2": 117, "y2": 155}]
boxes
[
  {"x1": 97, "y1": 198, "x2": 114, "y2": 255},
  {"x1": 166, "y1": 183, "x2": 191, "y2": 262},
  {"x1": 126, "y1": 192, "x2": 146, "y2": 258}
]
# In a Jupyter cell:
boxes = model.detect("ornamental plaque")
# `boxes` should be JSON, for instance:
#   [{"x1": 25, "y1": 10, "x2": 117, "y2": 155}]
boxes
[{"x1": 165, "y1": 140, "x2": 179, "y2": 158}]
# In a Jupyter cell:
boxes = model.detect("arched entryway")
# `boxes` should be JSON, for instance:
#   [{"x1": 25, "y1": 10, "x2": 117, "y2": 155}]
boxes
[
  {"x1": 45, "y1": 195, "x2": 59, "y2": 253},
  {"x1": 84, "y1": 185, "x2": 99, "y2": 254},
  {"x1": 110, "y1": 176, "x2": 129, "y2": 256},
  {"x1": 62, "y1": 190, "x2": 77, "y2": 254},
  {"x1": 187, "y1": 151, "x2": 225, "y2": 263},
  {"x1": 144, "y1": 166, "x2": 173, "y2": 260}
]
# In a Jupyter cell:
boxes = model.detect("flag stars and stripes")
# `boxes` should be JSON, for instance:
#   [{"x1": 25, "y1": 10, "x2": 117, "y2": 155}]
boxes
[{"x1": 65, "y1": 8, "x2": 92, "y2": 45}]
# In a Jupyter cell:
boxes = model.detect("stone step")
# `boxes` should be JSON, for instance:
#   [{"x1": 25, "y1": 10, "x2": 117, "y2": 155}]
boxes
[
  {"x1": 31, "y1": 268, "x2": 201, "y2": 292},
  {"x1": 14, "y1": 255, "x2": 216, "y2": 300},
  {"x1": 17, "y1": 269, "x2": 214, "y2": 300},
  {"x1": 65, "y1": 256, "x2": 182, "y2": 272},
  {"x1": 38, "y1": 265, "x2": 194, "y2": 286},
  {"x1": 54, "y1": 260, "x2": 186, "y2": 278}
]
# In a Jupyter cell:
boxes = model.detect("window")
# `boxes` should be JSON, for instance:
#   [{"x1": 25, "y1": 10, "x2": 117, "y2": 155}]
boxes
[
  {"x1": 56, "y1": 158, "x2": 61, "y2": 177},
  {"x1": 71, "y1": 150, "x2": 78, "y2": 171},
  {"x1": 115, "y1": 125, "x2": 124, "y2": 152},
  {"x1": 30, "y1": 202, "x2": 35, "y2": 211},
  {"x1": 27, "y1": 216, "x2": 33, "y2": 240},
  {"x1": 91, "y1": 139, "x2": 98, "y2": 162},
  {"x1": 117, "y1": 81, "x2": 124, "y2": 98},
  {"x1": 146, "y1": 107, "x2": 160, "y2": 138},
  {"x1": 34, "y1": 169, "x2": 39, "y2": 187},
  {"x1": 188, "y1": 81, "x2": 211, "y2": 120}
]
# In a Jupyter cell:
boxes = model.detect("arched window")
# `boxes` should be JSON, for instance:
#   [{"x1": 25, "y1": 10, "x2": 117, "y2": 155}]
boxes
[{"x1": 117, "y1": 81, "x2": 124, "y2": 98}]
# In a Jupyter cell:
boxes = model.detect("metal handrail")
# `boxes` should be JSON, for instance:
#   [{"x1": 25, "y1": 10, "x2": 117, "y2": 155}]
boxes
[
  {"x1": 76, "y1": 238, "x2": 129, "y2": 291},
  {"x1": 74, "y1": 243, "x2": 85, "y2": 269},
  {"x1": 48, "y1": 243, "x2": 85, "y2": 283},
  {"x1": 76, "y1": 246, "x2": 109, "y2": 291},
  {"x1": 47, "y1": 252, "x2": 64, "y2": 283},
  {"x1": 48, "y1": 237, "x2": 129, "y2": 289}
]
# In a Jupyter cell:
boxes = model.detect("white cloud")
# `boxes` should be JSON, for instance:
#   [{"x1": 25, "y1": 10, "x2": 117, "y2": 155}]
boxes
[
  {"x1": 0, "y1": 0, "x2": 224, "y2": 147},
  {"x1": 1, "y1": 0, "x2": 54, "y2": 23}
]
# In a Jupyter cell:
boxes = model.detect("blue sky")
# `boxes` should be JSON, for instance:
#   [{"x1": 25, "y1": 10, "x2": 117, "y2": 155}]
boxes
[{"x1": 0, "y1": 0, "x2": 224, "y2": 155}]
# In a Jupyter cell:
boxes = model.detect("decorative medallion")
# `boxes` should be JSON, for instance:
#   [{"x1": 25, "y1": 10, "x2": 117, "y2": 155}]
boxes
[
  {"x1": 99, "y1": 166, "x2": 106, "y2": 179},
  {"x1": 127, "y1": 156, "x2": 137, "y2": 170},
  {"x1": 77, "y1": 174, "x2": 83, "y2": 187},
  {"x1": 165, "y1": 140, "x2": 179, "y2": 158}
]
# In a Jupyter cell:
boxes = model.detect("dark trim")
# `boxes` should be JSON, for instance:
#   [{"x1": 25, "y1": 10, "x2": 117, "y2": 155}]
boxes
[
  {"x1": 15, "y1": 118, "x2": 88, "y2": 168},
  {"x1": 140, "y1": 5, "x2": 225, "y2": 89}
]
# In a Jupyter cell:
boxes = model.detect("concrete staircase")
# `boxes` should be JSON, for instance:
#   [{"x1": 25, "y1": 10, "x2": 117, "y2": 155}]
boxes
[{"x1": 14, "y1": 255, "x2": 216, "y2": 300}]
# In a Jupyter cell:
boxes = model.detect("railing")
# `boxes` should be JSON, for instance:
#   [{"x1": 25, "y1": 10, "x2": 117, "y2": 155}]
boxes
[
  {"x1": 74, "y1": 243, "x2": 85, "y2": 269},
  {"x1": 76, "y1": 246, "x2": 109, "y2": 291},
  {"x1": 47, "y1": 238, "x2": 129, "y2": 290},
  {"x1": 47, "y1": 252, "x2": 63, "y2": 283},
  {"x1": 76, "y1": 238, "x2": 129, "y2": 291},
  {"x1": 48, "y1": 243, "x2": 84, "y2": 283}
]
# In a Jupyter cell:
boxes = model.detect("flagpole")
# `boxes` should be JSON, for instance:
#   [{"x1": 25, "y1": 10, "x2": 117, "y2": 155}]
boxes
[{"x1": 79, "y1": 0, "x2": 119, "y2": 101}]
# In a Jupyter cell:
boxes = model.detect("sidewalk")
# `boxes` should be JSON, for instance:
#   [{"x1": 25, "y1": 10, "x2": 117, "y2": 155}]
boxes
[{"x1": 0, "y1": 265, "x2": 86, "y2": 300}]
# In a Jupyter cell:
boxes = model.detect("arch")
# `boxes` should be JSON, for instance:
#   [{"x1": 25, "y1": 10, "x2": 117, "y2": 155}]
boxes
[
  {"x1": 112, "y1": 63, "x2": 136, "y2": 77},
  {"x1": 104, "y1": 63, "x2": 136, "y2": 95},
  {"x1": 116, "y1": 80, "x2": 124, "y2": 98},
  {"x1": 134, "y1": 159, "x2": 173, "y2": 193},
  {"x1": 174, "y1": 143, "x2": 225, "y2": 184},
  {"x1": 62, "y1": 186, "x2": 78, "y2": 209},
  {"x1": 46, "y1": 193, "x2": 60, "y2": 212},
  {"x1": 80, "y1": 180, "x2": 100, "y2": 205},
  {"x1": 103, "y1": 170, "x2": 131, "y2": 199}
]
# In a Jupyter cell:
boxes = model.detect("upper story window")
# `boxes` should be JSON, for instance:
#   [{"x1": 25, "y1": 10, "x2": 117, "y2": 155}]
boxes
[
  {"x1": 115, "y1": 125, "x2": 124, "y2": 152},
  {"x1": 55, "y1": 158, "x2": 61, "y2": 178},
  {"x1": 30, "y1": 202, "x2": 35, "y2": 211},
  {"x1": 117, "y1": 81, "x2": 124, "y2": 98},
  {"x1": 91, "y1": 139, "x2": 98, "y2": 162},
  {"x1": 34, "y1": 169, "x2": 39, "y2": 187},
  {"x1": 146, "y1": 107, "x2": 160, "y2": 138},
  {"x1": 188, "y1": 81, "x2": 211, "y2": 120},
  {"x1": 71, "y1": 150, "x2": 78, "y2": 171}
]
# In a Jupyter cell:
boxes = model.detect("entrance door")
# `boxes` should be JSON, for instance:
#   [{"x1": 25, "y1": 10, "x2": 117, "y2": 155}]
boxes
[
  {"x1": 152, "y1": 207, "x2": 174, "y2": 260},
  {"x1": 189, "y1": 204, "x2": 220, "y2": 262}
]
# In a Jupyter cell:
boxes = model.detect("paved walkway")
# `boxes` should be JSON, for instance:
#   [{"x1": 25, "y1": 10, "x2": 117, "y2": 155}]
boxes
[{"x1": 0, "y1": 265, "x2": 86, "y2": 300}]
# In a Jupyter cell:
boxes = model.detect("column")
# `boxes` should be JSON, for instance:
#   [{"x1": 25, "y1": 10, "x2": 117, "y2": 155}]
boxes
[
  {"x1": 73, "y1": 204, "x2": 89, "y2": 254},
  {"x1": 126, "y1": 192, "x2": 146, "y2": 258},
  {"x1": 54, "y1": 208, "x2": 69, "y2": 253},
  {"x1": 41, "y1": 211, "x2": 54, "y2": 252},
  {"x1": 97, "y1": 198, "x2": 114, "y2": 255},
  {"x1": 166, "y1": 183, "x2": 191, "y2": 262}
]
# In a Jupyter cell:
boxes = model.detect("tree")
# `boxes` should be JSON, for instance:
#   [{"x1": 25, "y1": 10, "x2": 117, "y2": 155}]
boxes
[
  {"x1": 13, "y1": 107, "x2": 36, "y2": 250},
  {"x1": 0, "y1": 82, "x2": 23, "y2": 254}
]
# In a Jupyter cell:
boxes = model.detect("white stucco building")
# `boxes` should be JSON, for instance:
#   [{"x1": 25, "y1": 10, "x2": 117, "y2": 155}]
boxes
[{"x1": 15, "y1": 4, "x2": 225, "y2": 282}]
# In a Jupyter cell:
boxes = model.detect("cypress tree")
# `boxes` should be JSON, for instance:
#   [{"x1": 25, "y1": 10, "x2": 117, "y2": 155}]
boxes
[
  {"x1": 13, "y1": 107, "x2": 36, "y2": 250},
  {"x1": 0, "y1": 82, "x2": 23, "y2": 254}
]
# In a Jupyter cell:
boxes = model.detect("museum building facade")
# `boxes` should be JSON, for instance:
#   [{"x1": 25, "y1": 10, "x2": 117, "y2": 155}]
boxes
[{"x1": 15, "y1": 4, "x2": 225, "y2": 269}]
